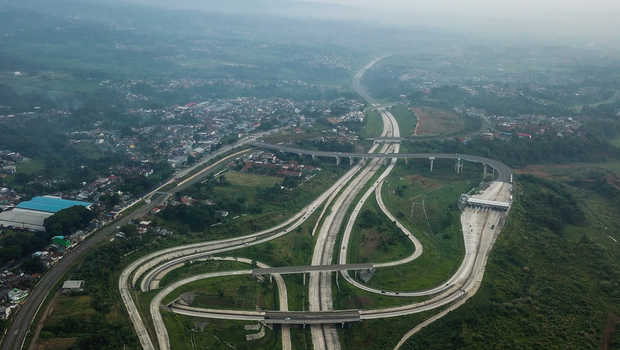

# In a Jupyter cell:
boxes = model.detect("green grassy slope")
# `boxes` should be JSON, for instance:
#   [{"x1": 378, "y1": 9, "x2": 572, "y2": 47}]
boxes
[{"x1": 401, "y1": 174, "x2": 620, "y2": 349}]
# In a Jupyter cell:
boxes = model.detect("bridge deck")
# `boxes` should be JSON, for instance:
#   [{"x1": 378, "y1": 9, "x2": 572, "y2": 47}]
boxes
[
  {"x1": 264, "y1": 310, "x2": 361, "y2": 324},
  {"x1": 252, "y1": 142, "x2": 512, "y2": 183},
  {"x1": 252, "y1": 263, "x2": 373, "y2": 276}
]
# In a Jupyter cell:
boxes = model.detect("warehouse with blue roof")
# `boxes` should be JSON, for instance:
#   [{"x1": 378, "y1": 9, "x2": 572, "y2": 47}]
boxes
[
  {"x1": 17, "y1": 196, "x2": 92, "y2": 213},
  {"x1": 0, "y1": 196, "x2": 92, "y2": 231}
]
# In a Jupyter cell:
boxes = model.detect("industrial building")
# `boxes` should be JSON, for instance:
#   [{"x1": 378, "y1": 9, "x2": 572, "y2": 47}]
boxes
[
  {"x1": 62, "y1": 280, "x2": 85, "y2": 294},
  {"x1": 0, "y1": 196, "x2": 92, "y2": 231}
]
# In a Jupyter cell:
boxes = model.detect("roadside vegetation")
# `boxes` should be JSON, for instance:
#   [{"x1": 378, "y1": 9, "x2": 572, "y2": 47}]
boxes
[{"x1": 400, "y1": 172, "x2": 620, "y2": 349}]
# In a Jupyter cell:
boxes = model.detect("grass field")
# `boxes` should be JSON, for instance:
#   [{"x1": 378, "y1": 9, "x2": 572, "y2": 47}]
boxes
[
  {"x1": 16, "y1": 158, "x2": 45, "y2": 175},
  {"x1": 361, "y1": 109, "x2": 382, "y2": 139},
  {"x1": 163, "y1": 313, "x2": 281, "y2": 350},
  {"x1": 223, "y1": 171, "x2": 282, "y2": 187},
  {"x1": 389, "y1": 104, "x2": 417, "y2": 137},
  {"x1": 412, "y1": 106, "x2": 464, "y2": 136},
  {"x1": 158, "y1": 163, "x2": 344, "y2": 241},
  {"x1": 357, "y1": 160, "x2": 479, "y2": 291},
  {"x1": 162, "y1": 275, "x2": 276, "y2": 311},
  {"x1": 36, "y1": 293, "x2": 132, "y2": 349}
]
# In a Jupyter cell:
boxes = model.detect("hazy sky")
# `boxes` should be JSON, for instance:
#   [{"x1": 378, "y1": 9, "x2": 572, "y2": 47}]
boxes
[
  {"x1": 308, "y1": 0, "x2": 620, "y2": 44},
  {"x1": 126, "y1": 0, "x2": 620, "y2": 45},
  {"x1": 314, "y1": 0, "x2": 620, "y2": 16}
]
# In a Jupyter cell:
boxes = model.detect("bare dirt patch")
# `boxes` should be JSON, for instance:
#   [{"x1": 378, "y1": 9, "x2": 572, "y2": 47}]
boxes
[
  {"x1": 412, "y1": 107, "x2": 464, "y2": 135},
  {"x1": 35, "y1": 338, "x2": 76, "y2": 350},
  {"x1": 405, "y1": 174, "x2": 440, "y2": 190}
]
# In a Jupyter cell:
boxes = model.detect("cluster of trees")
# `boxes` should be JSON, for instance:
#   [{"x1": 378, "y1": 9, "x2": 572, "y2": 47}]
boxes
[
  {"x1": 404, "y1": 133, "x2": 619, "y2": 168},
  {"x1": 43, "y1": 206, "x2": 95, "y2": 236},
  {"x1": 519, "y1": 175, "x2": 585, "y2": 232},
  {"x1": 119, "y1": 162, "x2": 173, "y2": 196},
  {"x1": 358, "y1": 209, "x2": 405, "y2": 253},
  {"x1": 159, "y1": 204, "x2": 220, "y2": 233},
  {"x1": 0, "y1": 230, "x2": 49, "y2": 267}
]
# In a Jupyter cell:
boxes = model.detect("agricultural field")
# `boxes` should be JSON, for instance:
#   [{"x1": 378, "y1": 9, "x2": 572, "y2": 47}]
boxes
[{"x1": 412, "y1": 106, "x2": 464, "y2": 136}]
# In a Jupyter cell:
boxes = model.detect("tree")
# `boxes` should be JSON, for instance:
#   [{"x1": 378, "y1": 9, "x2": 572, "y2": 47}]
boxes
[
  {"x1": 21, "y1": 256, "x2": 46, "y2": 274},
  {"x1": 44, "y1": 206, "x2": 95, "y2": 235}
]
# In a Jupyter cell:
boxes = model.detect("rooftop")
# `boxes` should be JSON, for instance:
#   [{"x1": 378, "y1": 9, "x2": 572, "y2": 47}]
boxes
[
  {"x1": 62, "y1": 280, "x2": 85, "y2": 290},
  {"x1": 17, "y1": 196, "x2": 92, "y2": 213},
  {"x1": 0, "y1": 208, "x2": 54, "y2": 231}
]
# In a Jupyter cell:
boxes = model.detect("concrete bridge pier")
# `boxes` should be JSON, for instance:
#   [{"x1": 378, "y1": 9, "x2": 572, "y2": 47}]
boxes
[
  {"x1": 483, "y1": 164, "x2": 488, "y2": 178},
  {"x1": 349, "y1": 156, "x2": 353, "y2": 166},
  {"x1": 303, "y1": 272, "x2": 306, "y2": 286},
  {"x1": 404, "y1": 158, "x2": 408, "y2": 166},
  {"x1": 455, "y1": 158, "x2": 463, "y2": 174},
  {"x1": 429, "y1": 157, "x2": 435, "y2": 172},
  {"x1": 298, "y1": 152, "x2": 303, "y2": 159},
  {"x1": 312, "y1": 154, "x2": 316, "y2": 161},
  {"x1": 336, "y1": 156, "x2": 341, "y2": 166}
]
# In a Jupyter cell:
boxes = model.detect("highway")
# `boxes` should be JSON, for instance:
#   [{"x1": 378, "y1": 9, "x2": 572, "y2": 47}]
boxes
[
  {"x1": 116, "y1": 56, "x2": 513, "y2": 350},
  {"x1": 150, "y1": 257, "x2": 292, "y2": 350},
  {"x1": 308, "y1": 64, "x2": 402, "y2": 348},
  {"x1": 157, "y1": 180, "x2": 511, "y2": 325},
  {"x1": 120, "y1": 160, "x2": 366, "y2": 350}
]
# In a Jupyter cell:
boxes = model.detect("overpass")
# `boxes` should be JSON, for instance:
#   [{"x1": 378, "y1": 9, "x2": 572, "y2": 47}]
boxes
[
  {"x1": 252, "y1": 142, "x2": 512, "y2": 183},
  {"x1": 252, "y1": 263, "x2": 373, "y2": 276},
  {"x1": 264, "y1": 310, "x2": 361, "y2": 325},
  {"x1": 168, "y1": 303, "x2": 361, "y2": 325},
  {"x1": 369, "y1": 137, "x2": 406, "y2": 143}
]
